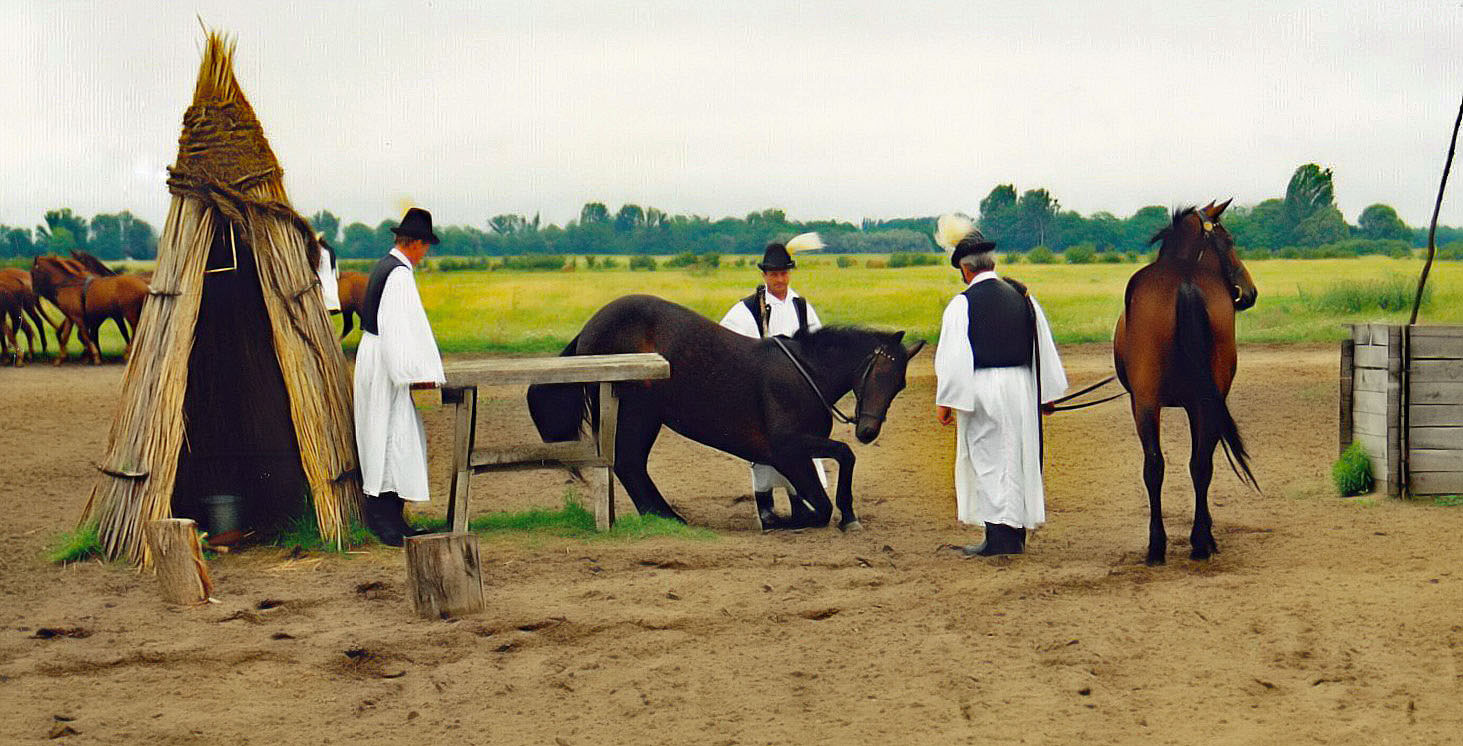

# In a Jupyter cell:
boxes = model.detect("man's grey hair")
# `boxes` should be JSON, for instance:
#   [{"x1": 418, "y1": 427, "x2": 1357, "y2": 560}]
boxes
[{"x1": 959, "y1": 251, "x2": 996, "y2": 273}]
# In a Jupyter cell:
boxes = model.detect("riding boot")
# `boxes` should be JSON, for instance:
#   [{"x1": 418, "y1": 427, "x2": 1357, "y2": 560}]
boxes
[
  {"x1": 363, "y1": 495, "x2": 405, "y2": 547},
  {"x1": 381, "y1": 492, "x2": 427, "y2": 538},
  {"x1": 964, "y1": 522, "x2": 1024, "y2": 556}
]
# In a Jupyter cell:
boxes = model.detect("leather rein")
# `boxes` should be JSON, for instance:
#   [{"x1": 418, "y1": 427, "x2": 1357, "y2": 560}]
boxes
[{"x1": 772, "y1": 336, "x2": 892, "y2": 426}]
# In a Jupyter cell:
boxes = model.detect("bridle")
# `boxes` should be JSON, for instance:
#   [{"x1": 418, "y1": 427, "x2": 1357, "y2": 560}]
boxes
[
  {"x1": 772, "y1": 337, "x2": 896, "y2": 426},
  {"x1": 1194, "y1": 213, "x2": 1244, "y2": 303}
]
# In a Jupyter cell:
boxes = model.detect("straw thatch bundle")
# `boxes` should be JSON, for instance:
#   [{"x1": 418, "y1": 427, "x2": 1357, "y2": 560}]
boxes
[{"x1": 83, "y1": 32, "x2": 360, "y2": 565}]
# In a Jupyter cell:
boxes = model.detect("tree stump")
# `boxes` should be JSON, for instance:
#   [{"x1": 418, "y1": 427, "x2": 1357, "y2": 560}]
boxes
[
  {"x1": 404, "y1": 532, "x2": 485, "y2": 619},
  {"x1": 143, "y1": 519, "x2": 213, "y2": 605}
]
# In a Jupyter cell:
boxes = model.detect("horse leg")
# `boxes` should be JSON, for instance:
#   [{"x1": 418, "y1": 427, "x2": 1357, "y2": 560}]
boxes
[
  {"x1": 84, "y1": 321, "x2": 102, "y2": 365},
  {"x1": 340, "y1": 311, "x2": 354, "y2": 340},
  {"x1": 1185, "y1": 404, "x2": 1220, "y2": 560},
  {"x1": 26, "y1": 303, "x2": 49, "y2": 355},
  {"x1": 0, "y1": 316, "x2": 16, "y2": 366},
  {"x1": 1136, "y1": 404, "x2": 1167, "y2": 565},
  {"x1": 16, "y1": 311, "x2": 35, "y2": 364},
  {"x1": 775, "y1": 433, "x2": 860, "y2": 529},
  {"x1": 54, "y1": 318, "x2": 72, "y2": 365},
  {"x1": 611, "y1": 407, "x2": 685, "y2": 523}
]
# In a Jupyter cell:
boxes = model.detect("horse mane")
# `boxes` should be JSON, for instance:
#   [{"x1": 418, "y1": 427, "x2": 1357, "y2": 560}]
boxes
[
  {"x1": 69, "y1": 250, "x2": 118, "y2": 276},
  {"x1": 794, "y1": 325, "x2": 897, "y2": 354}
]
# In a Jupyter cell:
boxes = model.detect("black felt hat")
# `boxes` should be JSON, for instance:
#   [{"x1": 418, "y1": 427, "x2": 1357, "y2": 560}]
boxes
[
  {"x1": 757, "y1": 243, "x2": 796, "y2": 271},
  {"x1": 948, "y1": 230, "x2": 997, "y2": 269},
  {"x1": 391, "y1": 207, "x2": 440, "y2": 245}
]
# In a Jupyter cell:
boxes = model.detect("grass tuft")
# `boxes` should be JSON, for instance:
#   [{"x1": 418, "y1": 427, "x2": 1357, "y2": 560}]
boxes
[
  {"x1": 1332, "y1": 442, "x2": 1375, "y2": 497},
  {"x1": 272, "y1": 499, "x2": 375, "y2": 551},
  {"x1": 47, "y1": 522, "x2": 103, "y2": 564},
  {"x1": 411, "y1": 493, "x2": 717, "y2": 542}
]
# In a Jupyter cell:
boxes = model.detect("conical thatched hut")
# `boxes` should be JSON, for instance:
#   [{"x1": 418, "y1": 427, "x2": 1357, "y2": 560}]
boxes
[{"x1": 84, "y1": 32, "x2": 361, "y2": 564}]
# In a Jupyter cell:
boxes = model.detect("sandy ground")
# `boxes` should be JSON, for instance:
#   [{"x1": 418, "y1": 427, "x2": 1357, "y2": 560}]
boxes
[{"x1": 2, "y1": 344, "x2": 1462, "y2": 745}]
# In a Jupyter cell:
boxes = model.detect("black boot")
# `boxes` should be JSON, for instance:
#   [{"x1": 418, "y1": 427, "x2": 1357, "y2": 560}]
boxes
[
  {"x1": 964, "y1": 522, "x2": 1024, "y2": 556},
  {"x1": 364, "y1": 495, "x2": 404, "y2": 547},
  {"x1": 787, "y1": 493, "x2": 818, "y2": 527},
  {"x1": 382, "y1": 492, "x2": 428, "y2": 539},
  {"x1": 755, "y1": 491, "x2": 789, "y2": 530}
]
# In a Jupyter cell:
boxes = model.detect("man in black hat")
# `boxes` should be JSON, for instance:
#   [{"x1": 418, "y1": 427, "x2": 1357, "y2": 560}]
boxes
[
  {"x1": 353, "y1": 207, "x2": 446, "y2": 546},
  {"x1": 932, "y1": 215, "x2": 1067, "y2": 556},
  {"x1": 719, "y1": 232, "x2": 828, "y2": 529}
]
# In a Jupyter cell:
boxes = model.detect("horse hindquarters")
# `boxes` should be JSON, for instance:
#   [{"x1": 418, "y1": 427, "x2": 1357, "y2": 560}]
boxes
[{"x1": 1174, "y1": 283, "x2": 1256, "y2": 491}]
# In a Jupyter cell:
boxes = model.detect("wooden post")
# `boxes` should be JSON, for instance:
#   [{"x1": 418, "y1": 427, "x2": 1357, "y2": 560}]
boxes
[
  {"x1": 1339, "y1": 337, "x2": 1355, "y2": 456},
  {"x1": 404, "y1": 533, "x2": 485, "y2": 619},
  {"x1": 445, "y1": 386, "x2": 477, "y2": 534},
  {"x1": 596, "y1": 381, "x2": 618, "y2": 531},
  {"x1": 143, "y1": 519, "x2": 213, "y2": 605}
]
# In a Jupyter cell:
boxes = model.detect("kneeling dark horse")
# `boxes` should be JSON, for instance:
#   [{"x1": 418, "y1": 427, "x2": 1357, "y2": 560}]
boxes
[{"x1": 527, "y1": 295, "x2": 924, "y2": 531}]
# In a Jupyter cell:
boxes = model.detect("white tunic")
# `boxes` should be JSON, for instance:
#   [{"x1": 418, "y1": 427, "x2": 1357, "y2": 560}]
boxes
[
  {"x1": 353, "y1": 249, "x2": 445, "y2": 502},
  {"x1": 316, "y1": 248, "x2": 340, "y2": 312},
  {"x1": 720, "y1": 287, "x2": 828, "y2": 493},
  {"x1": 935, "y1": 271, "x2": 1067, "y2": 529}
]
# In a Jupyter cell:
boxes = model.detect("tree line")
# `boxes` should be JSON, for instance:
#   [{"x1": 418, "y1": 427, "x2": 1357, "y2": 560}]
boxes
[{"x1": 5, "y1": 163, "x2": 1461, "y2": 261}]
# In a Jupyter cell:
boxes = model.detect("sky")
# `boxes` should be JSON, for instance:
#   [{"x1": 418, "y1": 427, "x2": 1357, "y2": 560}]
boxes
[{"x1": 5, "y1": 0, "x2": 1462, "y2": 232}]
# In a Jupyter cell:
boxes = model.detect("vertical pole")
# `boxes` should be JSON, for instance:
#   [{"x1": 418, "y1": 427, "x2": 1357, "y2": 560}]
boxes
[
  {"x1": 596, "y1": 381, "x2": 618, "y2": 531},
  {"x1": 447, "y1": 386, "x2": 476, "y2": 534},
  {"x1": 1339, "y1": 337, "x2": 1354, "y2": 456}
]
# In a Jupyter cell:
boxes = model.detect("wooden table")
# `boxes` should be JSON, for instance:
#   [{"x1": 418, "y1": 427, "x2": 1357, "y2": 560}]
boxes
[{"x1": 440, "y1": 353, "x2": 671, "y2": 532}]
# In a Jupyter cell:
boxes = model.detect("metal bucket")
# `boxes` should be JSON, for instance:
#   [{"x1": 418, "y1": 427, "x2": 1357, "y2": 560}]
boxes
[{"x1": 203, "y1": 494, "x2": 243, "y2": 535}]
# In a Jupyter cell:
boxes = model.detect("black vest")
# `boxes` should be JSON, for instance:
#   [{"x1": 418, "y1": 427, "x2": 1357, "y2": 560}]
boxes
[
  {"x1": 360, "y1": 253, "x2": 408, "y2": 336},
  {"x1": 742, "y1": 287, "x2": 809, "y2": 339},
  {"x1": 964, "y1": 278, "x2": 1035, "y2": 369}
]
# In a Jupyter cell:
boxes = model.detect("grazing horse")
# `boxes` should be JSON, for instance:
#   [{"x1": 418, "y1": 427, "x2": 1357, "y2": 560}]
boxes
[
  {"x1": 0, "y1": 268, "x2": 57, "y2": 362},
  {"x1": 336, "y1": 270, "x2": 368, "y2": 339},
  {"x1": 1114, "y1": 201, "x2": 1260, "y2": 565},
  {"x1": 527, "y1": 294, "x2": 924, "y2": 530},
  {"x1": 30, "y1": 257, "x2": 149, "y2": 365}
]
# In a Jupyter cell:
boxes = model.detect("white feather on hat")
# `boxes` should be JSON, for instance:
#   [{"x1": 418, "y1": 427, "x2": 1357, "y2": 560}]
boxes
[
  {"x1": 934, "y1": 214, "x2": 977, "y2": 256},
  {"x1": 784, "y1": 231, "x2": 824, "y2": 254}
]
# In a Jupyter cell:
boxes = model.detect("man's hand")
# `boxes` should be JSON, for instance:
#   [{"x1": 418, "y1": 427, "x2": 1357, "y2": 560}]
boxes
[
  {"x1": 1040, "y1": 402, "x2": 1056, "y2": 416},
  {"x1": 936, "y1": 405, "x2": 954, "y2": 426}
]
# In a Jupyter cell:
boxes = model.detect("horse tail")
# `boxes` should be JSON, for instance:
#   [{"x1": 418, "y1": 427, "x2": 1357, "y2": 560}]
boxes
[
  {"x1": 1175, "y1": 282, "x2": 1258, "y2": 491},
  {"x1": 526, "y1": 334, "x2": 595, "y2": 442}
]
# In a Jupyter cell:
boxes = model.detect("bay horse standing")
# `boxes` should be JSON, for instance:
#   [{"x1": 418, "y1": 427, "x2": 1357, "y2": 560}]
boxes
[
  {"x1": 0, "y1": 268, "x2": 57, "y2": 364},
  {"x1": 336, "y1": 270, "x2": 368, "y2": 339},
  {"x1": 30, "y1": 256, "x2": 149, "y2": 365},
  {"x1": 1114, "y1": 201, "x2": 1259, "y2": 565},
  {"x1": 527, "y1": 295, "x2": 924, "y2": 530}
]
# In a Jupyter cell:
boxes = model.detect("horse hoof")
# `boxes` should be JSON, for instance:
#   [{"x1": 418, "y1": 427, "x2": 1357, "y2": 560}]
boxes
[
  {"x1": 839, "y1": 520, "x2": 863, "y2": 533},
  {"x1": 1145, "y1": 554, "x2": 1166, "y2": 566}
]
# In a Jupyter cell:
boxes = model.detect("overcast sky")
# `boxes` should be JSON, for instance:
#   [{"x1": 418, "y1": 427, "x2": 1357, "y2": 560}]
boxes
[{"x1": 6, "y1": 1, "x2": 1462, "y2": 232}]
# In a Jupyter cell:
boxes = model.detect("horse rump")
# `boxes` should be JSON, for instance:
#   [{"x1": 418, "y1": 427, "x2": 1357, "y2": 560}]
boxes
[
  {"x1": 526, "y1": 334, "x2": 598, "y2": 442},
  {"x1": 1175, "y1": 282, "x2": 1258, "y2": 490}
]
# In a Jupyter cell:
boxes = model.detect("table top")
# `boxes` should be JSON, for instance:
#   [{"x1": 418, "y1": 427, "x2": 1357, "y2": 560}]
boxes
[{"x1": 444, "y1": 353, "x2": 671, "y2": 386}]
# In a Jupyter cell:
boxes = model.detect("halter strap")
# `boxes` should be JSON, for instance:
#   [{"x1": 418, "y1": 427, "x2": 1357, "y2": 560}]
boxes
[{"x1": 772, "y1": 336, "x2": 887, "y2": 426}]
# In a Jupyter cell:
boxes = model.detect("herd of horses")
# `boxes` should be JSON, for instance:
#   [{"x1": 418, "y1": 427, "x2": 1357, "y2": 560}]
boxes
[
  {"x1": 0, "y1": 251, "x2": 150, "y2": 366},
  {"x1": 4, "y1": 203, "x2": 1260, "y2": 562}
]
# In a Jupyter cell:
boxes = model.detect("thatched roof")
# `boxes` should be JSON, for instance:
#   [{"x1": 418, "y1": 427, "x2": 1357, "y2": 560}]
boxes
[{"x1": 83, "y1": 32, "x2": 360, "y2": 565}]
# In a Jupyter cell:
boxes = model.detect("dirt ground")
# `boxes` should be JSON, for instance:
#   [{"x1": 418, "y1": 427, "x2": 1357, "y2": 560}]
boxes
[{"x1": 2, "y1": 344, "x2": 1461, "y2": 745}]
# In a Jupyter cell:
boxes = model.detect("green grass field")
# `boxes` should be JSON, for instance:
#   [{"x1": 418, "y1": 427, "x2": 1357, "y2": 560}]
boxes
[{"x1": 48, "y1": 256, "x2": 1463, "y2": 359}]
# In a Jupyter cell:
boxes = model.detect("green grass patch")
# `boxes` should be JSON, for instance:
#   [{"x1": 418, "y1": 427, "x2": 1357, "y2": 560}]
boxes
[
  {"x1": 1432, "y1": 494, "x2": 1463, "y2": 507},
  {"x1": 1301, "y1": 276, "x2": 1427, "y2": 314},
  {"x1": 1332, "y1": 442, "x2": 1375, "y2": 497},
  {"x1": 271, "y1": 499, "x2": 376, "y2": 551},
  {"x1": 46, "y1": 522, "x2": 103, "y2": 564},
  {"x1": 412, "y1": 495, "x2": 717, "y2": 541}
]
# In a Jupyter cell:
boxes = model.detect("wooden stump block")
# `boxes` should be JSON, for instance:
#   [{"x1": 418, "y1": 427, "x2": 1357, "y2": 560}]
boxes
[
  {"x1": 404, "y1": 532, "x2": 485, "y2": 619},
  {"x1": 143, "y1": 519, "x2": 213, "y2": 605}
]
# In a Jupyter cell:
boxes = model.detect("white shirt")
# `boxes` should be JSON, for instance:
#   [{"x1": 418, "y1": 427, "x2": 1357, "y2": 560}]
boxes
[
  {"x1": 316, "y1": 247, "x2": 340, "y2": 312},
  {"x1": 935, "y1": 271, "x2": 1068, "y2": 412},
  {"x1": 719, "y1": 286, "x2": 823, "y2": 339},
  {"x1": 352, "y1": 249, "x2": 446, "y2": 501}
]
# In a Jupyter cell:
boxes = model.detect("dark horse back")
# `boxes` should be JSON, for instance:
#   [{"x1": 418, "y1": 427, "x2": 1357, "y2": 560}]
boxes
[{"x1": 526, "y1": 334, "x2": 593, "y2": 442}]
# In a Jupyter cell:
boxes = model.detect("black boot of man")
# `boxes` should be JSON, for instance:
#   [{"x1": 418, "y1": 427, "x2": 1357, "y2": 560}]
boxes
[
  {"x1": 381, "y1": 492, "x2": 427, "y2": 539},
  {"x1": 787, "y1": 493, "x2": 819, "y2": 528},
  {"x1": 755, "y1": 491, "x2": 789, "y2": 530},
  {"x1": 364, "y1": 494, "x2": 405, "y2": 547},
  {"x1": 964, "y1": 522, "x2": 1024, "y2": 556}
]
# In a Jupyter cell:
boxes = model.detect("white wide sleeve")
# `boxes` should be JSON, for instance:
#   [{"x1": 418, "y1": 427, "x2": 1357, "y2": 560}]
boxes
[
  {"x1": 378, "y1": 269, "x2": 445, "y2": 387},
  {"x1": 804, "y1": 301, "x2": 823, "y2": 333},
  {"x1": 1031, "y1": 296, "x2": 1068, "y2": 403},
  {"x1": 317, "y1": 250, "x2": 341, "y2": 312},
  {"x1": 719, "y1": 301, "x2": 760, "y2": 339},
  {"x1": 934, "y1": 294, "x2": 976, "y2": 410}
]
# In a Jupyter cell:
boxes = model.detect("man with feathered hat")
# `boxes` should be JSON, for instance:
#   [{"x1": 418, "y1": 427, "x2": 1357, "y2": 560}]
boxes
[
  {"x1": 720, "y1": 232, "x2": 829, "y2": 529},
  {"x1": 354, "y1": 207, "x2": 446, "y2": 546},
  {"x1": 933, "y1": 216, "x2": 1067, "y2": 555}
]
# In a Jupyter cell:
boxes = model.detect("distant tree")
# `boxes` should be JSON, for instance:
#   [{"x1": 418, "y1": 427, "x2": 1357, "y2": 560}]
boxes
[
  {"x1": 579, "y1": 202, "x2": 610, "y2": 225},
  {"x1": 89, "y1": 212, "x2": 124, "y2": 259},
  {"x1": 1296, "y1": 205, "x2": 1349, "y2": 246},
  {"x1": 341, "y1": 222, "x2": 375, "y2": 258},
  {"x1": 614, "y1": 204, "x2": 645, "y2": 233},
  {"x1": 1, "y1": 226, "x2": 35, "y2": 258},
  {"x1": 374, "y1": 219, "x2": 398, "y2": 251},
  {"x1": 38, "y1": 208, "x2": 88, "y2": 251},
  {"x1": 1283, "y1": 164, "x2": 1338, "y2": 245},
  {"x1": 1356, "y1": 203, "x2": 1411, "y2": 241},
  {"x1": 1123, "y1": 206, "x2": 1171, "y2": 249},
  {"x1": 121, "y1": 213, "x2": 156, "y2": 259},
  {"x1": 1014, "y1": 189, "x2": 1060, "y2": 249},
  {"x1": 488, "y1": 213, "x2": 531, "y2": 235},
  {"x1": 978, "y1": 184, "x2": 1019, "y2": 248},
  {"x1": 309, "y1": 210, "x2": 341, "y2": 245}
]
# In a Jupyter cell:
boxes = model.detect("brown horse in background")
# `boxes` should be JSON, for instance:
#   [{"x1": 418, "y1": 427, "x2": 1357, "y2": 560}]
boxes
[
  {"x1": 0, "y1": 268, "x2": 58, "y2": 362},
  {"x1": 1113, "y1": 201, "x2": 1259, "y2": 565},
  {"x1": 0, "y1": 278, "x2": 32, "y2": 365},
  {"x1": 336, "y1": 270, "x2": 368, "y2": 339},
  {"x1": 30, "y1": 256, "x2": 149, "y2": 364}
]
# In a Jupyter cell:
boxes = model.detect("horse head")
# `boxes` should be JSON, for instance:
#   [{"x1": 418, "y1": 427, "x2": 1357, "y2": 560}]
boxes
[
  {"x1": 1154, "y1": 201, "x2": 1258, "y2": 311},
  {"x1": 851, "y1": 331, "x2": 926, "y2": 444}
]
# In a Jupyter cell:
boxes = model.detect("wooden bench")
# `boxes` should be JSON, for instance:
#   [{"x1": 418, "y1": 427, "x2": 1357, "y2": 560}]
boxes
[{"x1": 440, "y1": 353, "x2": 671, "y2": 532}]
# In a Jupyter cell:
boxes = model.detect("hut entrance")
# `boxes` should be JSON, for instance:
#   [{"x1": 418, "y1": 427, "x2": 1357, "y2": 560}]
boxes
[{"x1": 171, "y1": 216, "x2": 308, "y2": 540}]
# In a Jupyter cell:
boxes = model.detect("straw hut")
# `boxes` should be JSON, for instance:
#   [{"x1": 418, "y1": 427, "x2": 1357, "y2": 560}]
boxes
[{"x1": 84, "y1": 32, "x2": 361, "y2": 564}]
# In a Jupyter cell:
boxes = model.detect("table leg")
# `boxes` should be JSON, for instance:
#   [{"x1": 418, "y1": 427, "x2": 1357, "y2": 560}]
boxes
[
  {"x1": 596, "y1": 381, "x2": 618, "y2": 531},
  {"x1": 447, "y1": 385, "x2": 477, "y2": 534}
]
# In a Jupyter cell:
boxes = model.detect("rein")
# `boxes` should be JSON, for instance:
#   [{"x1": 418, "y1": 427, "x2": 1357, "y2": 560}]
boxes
[
  {"x1": 1045, "y1": 375, "x2": 1129, "y2": 413},
  {"x1": 772, "y1": 336, "x2": 886, "y2": 426}
]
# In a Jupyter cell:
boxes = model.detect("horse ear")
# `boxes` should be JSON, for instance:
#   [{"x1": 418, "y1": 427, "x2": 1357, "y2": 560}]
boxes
[
  {"x1": 1212, "y1": 198, "x2": 1233, "y2": 219},
  {"x1": 905, "y1": 339, "x2": 926, "y2": 358}
]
